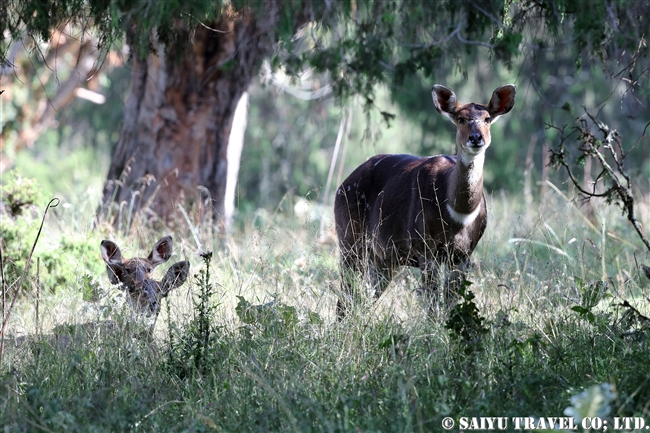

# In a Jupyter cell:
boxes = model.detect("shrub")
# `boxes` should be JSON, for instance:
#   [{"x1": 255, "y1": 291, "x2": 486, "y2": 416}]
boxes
[{"x1": 1, "y1": 171, "x2": 103, "y2": 298}]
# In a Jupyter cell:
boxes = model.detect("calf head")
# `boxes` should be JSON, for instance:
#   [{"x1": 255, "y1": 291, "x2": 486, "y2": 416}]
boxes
[{"x1": 100, "y1": 236, "x2": 189, "y2": 316}]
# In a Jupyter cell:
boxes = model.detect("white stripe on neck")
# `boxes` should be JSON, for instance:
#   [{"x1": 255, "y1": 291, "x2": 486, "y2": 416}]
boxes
[{"x1": 446, "y1": 203, "x2": 481, "y2": 226}]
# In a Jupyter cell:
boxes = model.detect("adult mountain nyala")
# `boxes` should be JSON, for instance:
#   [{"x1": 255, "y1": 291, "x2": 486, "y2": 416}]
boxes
[{"x1": 335, "y1": 84, "x2": 517, "y2": 318}]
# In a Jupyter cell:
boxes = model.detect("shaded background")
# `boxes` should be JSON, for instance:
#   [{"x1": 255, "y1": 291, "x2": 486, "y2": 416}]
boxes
[{"x1": 2, "y1": 37, "x2": 649, "y2": 224}]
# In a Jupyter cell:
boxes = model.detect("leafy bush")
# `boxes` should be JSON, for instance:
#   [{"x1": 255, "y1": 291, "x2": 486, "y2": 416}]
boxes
[
  {"x1": 445, "y1": 281, "x2": 489, "y2": 355},
  {"x1": 1, "y1": 171, "x2": 40, "y2": 217},
  {"x1": 1, "y1": 171, "x2": 103, "y2": 298}
]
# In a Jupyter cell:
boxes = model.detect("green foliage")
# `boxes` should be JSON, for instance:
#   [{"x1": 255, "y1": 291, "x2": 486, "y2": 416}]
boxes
[
  {"x1": 445, "y1": 281, "x2": 489, "y2": 355},
  {"x1": 1, "y1": 171, "x2": 40, "y2": 216},
  {"x1": 570, "y1": 279, "x2": 609, "y2": 325},
  {"x1": 492, "y1": 31, "x2": 523, "y2": 67},
  {"x1": 1, "y1": 330, "x2": 164, "y2": 431},
  {"x1": 165, "y1": 252, "x2": 221, "y2": 378},
  {"x1": 0, "y1": 172, "x2": 102, "y2": 298},
  {"x1": 14, "y1": 143, "x2": 109, "y2": 205},
  {"x1": 24, "y1": 386, "x2": 77, "y2": 430},
  {"x1": 235, "y1": 296, "x2": 301, "y2": 338},
  {"x1": 5, "y1": 0, "x2": 648, "y2": 114}
]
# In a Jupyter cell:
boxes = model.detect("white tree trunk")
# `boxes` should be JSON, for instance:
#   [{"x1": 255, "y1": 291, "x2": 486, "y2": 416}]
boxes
[{"x1": 224, "y1": 91, "x2": 249, "y2": 234}]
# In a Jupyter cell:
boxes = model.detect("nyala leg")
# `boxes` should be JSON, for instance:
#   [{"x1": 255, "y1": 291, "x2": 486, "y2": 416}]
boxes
[
  {"x1": 367, "y1": 260, "x2": 393, "y2": 300},
  {"x1": 418, "y1": 256, "x2": 442, "y2": 312},
  {"x1": 445, "y1": 258, "x2": 473, "y2": 302},
  {"x1": 336, "y1": 257, "x2": 359, "y2": 320},
  {"x1": 337, "y1": 253, "x2": 394, "y2": 320}
]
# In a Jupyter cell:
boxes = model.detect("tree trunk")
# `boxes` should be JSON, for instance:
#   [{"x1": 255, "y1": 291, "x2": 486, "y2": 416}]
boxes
[
  {"x1": 100, "y1": 4, "x2": 292, "y2": 232},
  {"x1": 224, "y1": 92, "x2": 248, "y2": 234}
]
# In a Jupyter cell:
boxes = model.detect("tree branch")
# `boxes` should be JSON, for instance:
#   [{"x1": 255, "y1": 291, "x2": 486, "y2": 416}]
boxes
[{"x1": 550, "y1": 111, "x2": 650, "y2": 253}]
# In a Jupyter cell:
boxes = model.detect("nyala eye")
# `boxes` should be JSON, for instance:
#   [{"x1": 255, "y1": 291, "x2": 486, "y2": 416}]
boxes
[
  {"x1": 458, "y1": 118, "x2": 466, "y2": 125},
  {"x1": 485, "y1": 117, "x2": 492, "y2": 123}
]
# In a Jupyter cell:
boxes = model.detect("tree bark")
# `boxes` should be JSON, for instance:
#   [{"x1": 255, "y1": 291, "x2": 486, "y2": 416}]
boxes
[{"x1": 100, "y1": 3, "x2": 303, "y2": 232}]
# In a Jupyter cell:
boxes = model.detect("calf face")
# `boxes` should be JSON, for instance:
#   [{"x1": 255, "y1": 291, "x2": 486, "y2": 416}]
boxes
[{"x1": 100, "y1": 236, "x2": 189, "y2": 316}]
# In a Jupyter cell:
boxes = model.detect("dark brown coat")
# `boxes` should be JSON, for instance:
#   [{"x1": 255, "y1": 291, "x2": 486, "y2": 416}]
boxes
[{"x1": 334, "y1": 84, "x2": 517, "y2": 318}]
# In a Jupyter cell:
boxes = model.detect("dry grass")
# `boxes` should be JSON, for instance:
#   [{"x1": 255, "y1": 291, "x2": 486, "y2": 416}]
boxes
[{"x1": 2, "y1": 186, "x2": 649, "y2": 431}]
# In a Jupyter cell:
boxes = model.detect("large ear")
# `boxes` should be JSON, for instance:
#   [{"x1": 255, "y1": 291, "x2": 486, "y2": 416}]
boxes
[
  {"x1": 432, "y1": 84, "x2": 458, "y2": 124},
  {"x1": 106, "y1": 264, "x2": 127, "y2": 285},
  {"x1": 160, "y1": 261, "x2": 190, "y2": 296},
  {"x1": 487, "y1": 84, "x2": 516, "y2": 122},
  {"x1": 148, "y1": 236, "x2": 173, "y2": 266},
  {"x1": 100, "y1": 240, "x2": 123, "y2": 265}
]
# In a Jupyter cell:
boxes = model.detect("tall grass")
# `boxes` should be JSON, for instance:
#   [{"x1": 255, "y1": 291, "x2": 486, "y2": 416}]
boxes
[{"x1": 1, "y1": 184, "x2": 649, "y2": 431}]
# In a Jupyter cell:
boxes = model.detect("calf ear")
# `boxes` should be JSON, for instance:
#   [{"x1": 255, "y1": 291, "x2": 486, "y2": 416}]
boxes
[
  {"x1": 101, "y1": 240, "x2": 123, "y2": 264},
  {"x1": 161, "y1": 261, "x2": 190, "y2": 296},
  {"x1": 148, "y1": 236, "x2": 173, "y2": 266}
]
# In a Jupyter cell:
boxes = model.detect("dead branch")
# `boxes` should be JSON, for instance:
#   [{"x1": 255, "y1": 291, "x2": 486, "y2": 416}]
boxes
[{"x1": 549, "y1": 110, "x2": 650, "y2": 253}]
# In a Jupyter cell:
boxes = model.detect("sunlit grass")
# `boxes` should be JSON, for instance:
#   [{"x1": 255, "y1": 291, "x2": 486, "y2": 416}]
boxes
[{"x1": 1, "y1": 184, "x2": 650, "y2": 430}]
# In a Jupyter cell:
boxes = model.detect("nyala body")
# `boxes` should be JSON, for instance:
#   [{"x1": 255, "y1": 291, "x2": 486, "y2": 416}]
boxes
[{"x1": 335, "y1": 84, "x2": 517, "y2": 318}]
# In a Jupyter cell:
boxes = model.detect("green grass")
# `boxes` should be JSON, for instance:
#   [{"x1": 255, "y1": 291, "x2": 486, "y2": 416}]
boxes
[{"x1": 1, "y1": 185, "x2": 650, "y2": 432}]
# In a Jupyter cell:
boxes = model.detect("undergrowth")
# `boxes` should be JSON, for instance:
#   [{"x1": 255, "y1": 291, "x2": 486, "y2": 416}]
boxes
[{"x1": 0, "y1": 181, "x2": 649, "y2": 431}]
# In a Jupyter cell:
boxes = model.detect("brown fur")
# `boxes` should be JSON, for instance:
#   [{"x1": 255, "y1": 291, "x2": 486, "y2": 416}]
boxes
[{"x1": 335, "y1": 84, "x2": 516, "y2": 318}]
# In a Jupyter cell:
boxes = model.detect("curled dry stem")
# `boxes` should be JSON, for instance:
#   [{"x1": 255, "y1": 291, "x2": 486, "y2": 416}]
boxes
[{"x1": 0, "y1": 198, "x2": 60, "y2": 365}]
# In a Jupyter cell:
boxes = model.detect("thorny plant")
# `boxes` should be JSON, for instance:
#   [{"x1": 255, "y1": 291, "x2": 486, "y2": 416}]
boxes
[
  {"x1": 548, "y1": 111, "x2": 650, "y2": 253},
  {"x1": 165, "y1": 251, "x2": 220, "y2": 378}
]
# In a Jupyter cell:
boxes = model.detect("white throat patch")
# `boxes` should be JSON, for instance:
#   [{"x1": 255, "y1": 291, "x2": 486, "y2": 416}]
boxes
[
  {"x1": 446, "y1": 203, "x2": 481, "y2": 226},
  {"x1": 459, "y1": 151, "x2": 485, "y2": 191}
]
